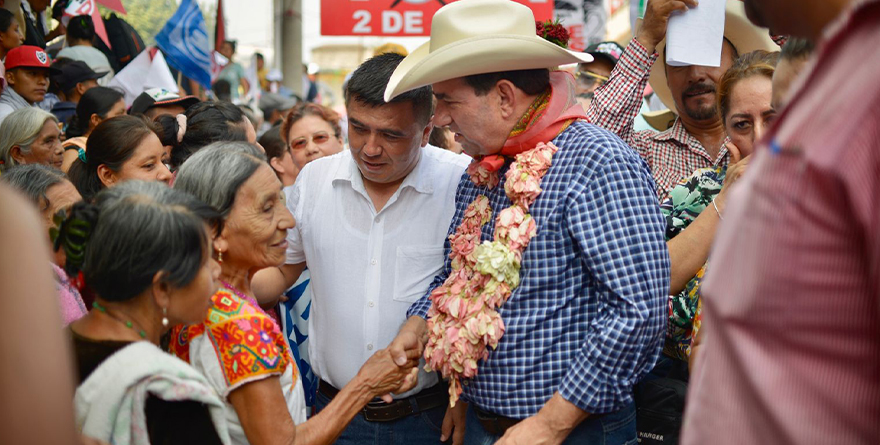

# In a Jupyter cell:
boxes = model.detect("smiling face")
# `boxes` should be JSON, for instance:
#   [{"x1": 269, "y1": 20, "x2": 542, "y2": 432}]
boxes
[
  {"x1": 219, "y1": 165, "x2": 295, "y2": 271},
  {"x1": 14, "y1": 119, "x2": 63, "y2": 169},
  {"x1": 432, "y1": 77, "x2": 510, "y2": 157},
  {"x1": 724, "y1": 75, "x2": 776, "y2": 157},
  {"x1": 7, "y1": 67, "x2": 50, "y2": 103},
  {"x1": 665, "y1": 40, "x2": 737, "y2": 123},
  {"x1": 109, "y1": 133, "x2": 173, "y2": 186},
  {"x1": 346, "y1": 99, "x2": 430, "y2": 187},
  {"x1": 287, "y1": 114, "x2": 344, "y2": 170}
]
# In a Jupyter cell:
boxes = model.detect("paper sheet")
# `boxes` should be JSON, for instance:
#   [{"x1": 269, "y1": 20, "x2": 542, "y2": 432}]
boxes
[{"x1": 665, "y1": 0, "x2": 726, "y2": 67}]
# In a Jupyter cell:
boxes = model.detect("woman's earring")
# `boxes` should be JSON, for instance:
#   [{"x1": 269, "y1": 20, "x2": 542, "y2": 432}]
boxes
[
  {"x1": 217, "y1": 250, "x2": 223, "y2": 263},
  {"x1": 162, "y1": 306, "x2": 169, "y2": 328}
]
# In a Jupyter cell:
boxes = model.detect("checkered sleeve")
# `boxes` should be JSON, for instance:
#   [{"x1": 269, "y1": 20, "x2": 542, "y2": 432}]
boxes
[
  {"x1": 586, "y1": 38, "x2": 658, "y2": 155},
  {"x1": 557, "y1": 152, "x2": 670, "y2": 414},
  {"x1": 407, "y1": 194, "x2": 463, "y2": 320}
]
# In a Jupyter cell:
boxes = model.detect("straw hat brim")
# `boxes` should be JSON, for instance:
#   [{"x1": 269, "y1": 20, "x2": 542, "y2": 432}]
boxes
[
  {"x1": 384, "y1": 35, "x2": 593, "y2": 102},
  {"x1": 644, "y1": 0, "x2": 777, "y2": 115}
]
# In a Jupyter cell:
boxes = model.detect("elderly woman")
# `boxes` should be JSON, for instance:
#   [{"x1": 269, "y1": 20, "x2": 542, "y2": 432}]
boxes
[
  {"x1": 661, "y1": 50, "x2": 779, "y2": 364},
  {"x1": 281, "y1": 103, "x2": 345, "y2": 170},
  {"x1": 66, "y1": 181, "x2": 230, "y2": 443},
  {"x1": 1, "y1": 164, "x2": 85, "y2": 324},
  {"x1": 0, "y1": 107, "x2": 62, "y2": 172},
  {"x1": 67, "y1": 115, "x2": 172, "y2": 201},
  {"x1": 172, "y1": 142, "x2": 419, "y2": 445}
]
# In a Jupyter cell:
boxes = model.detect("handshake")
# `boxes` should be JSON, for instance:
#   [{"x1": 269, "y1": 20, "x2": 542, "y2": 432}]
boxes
[{"x1": 355, "y1": 328, "x2": 425, "y2": 403}]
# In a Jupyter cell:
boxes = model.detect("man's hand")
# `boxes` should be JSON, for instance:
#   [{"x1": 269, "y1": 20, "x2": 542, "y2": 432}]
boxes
[
  {"x1": 441, "y1": 401, "x2": 467, "y2": 444},
  {"x1": 495, "y1": 414, "x2": 567, "y2": 445},
  {"x1": 636, "y1": 0, "x2": 699, "y2": 53},
  {"x1": 381, "y1": 317, "x2": 428, "y2": 402}
]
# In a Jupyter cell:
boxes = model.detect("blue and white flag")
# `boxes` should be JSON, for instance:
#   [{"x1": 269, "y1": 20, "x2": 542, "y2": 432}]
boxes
[{"x1": 155, "y1": 0, "x2": 212, "y2": 89}]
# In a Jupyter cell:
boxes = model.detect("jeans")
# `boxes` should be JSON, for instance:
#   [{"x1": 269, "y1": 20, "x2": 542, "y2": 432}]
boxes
[
  {"x1": 315, "y1": 388, "x2": 447, "y2": 445},
  {"x1": 463, "y1": 402, "x2": 638, "y2": 445}
]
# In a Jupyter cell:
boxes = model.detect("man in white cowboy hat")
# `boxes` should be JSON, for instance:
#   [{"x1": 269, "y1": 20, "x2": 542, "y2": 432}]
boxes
[
  {"x1": 587, "y1": 0, "x2": 777, "y2": 200},
  {"x1": 383, "y1": 1, "x2": 670, "y2": 444},
  {"x1": 681, "y1": 0, "x2": 880, "y2": 443}
]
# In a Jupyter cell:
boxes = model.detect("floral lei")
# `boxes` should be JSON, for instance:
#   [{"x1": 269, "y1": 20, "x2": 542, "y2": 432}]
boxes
[{"x1": 424, "y1": 141, "x2": 558, "y2": 406}]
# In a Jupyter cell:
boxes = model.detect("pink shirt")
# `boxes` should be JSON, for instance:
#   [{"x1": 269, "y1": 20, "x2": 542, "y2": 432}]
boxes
[{"x1": 682, "y1": 1, "x2": 880, "y2": 443}]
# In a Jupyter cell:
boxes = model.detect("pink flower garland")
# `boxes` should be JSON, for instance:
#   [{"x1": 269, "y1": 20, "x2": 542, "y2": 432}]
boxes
[{"x1": 424, "y1": 142, "x2": 558, "y2": 406}]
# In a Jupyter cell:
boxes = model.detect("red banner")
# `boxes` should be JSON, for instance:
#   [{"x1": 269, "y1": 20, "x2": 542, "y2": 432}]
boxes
[{"x1": 321, "y1": 0, "x2": 553, "y2": 37}]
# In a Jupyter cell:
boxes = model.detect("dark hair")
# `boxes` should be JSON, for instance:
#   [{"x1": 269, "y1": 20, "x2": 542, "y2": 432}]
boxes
[
  {"x1": 259, "y1": 125, "x2": 286, "y2": 163},
  {"x1": 49, "y1": 57, "x2": 75, "y2": 96},
  {"x1": 464, "y1": 69, "x2": 550, "y2": 96},
  {"x1": 0, "y1": 164, "x2": 68, "y2": 212},
  {"x1": 222, "y1": 39, "x2": 237, "y2": 53},
  {"x1": 780, "y1": 38, "x2": 815, "y2": 62},
  {"x1": 155, "y1": 101, "x2": 248, "y2": 169},
  {"x1": 67, "y1": 115, "x2": 159, "y2": 201},
  {"x1": 212, "y1": 79, "x2": 232, "y2": 102},
  {"x1": 0, "y1": 9, "x2": 16, "y2": 36},
  {"x1": 255, "y1": 53, "x2": 264, "y2": 61},
  {"x1": 345, "y1": 52, "x2": 433, "y2": 125},
  {"x1": 717, "y1": 50, "x2": 779, "y2": 125},
  {"x1": 59, "y1": 181, "x2": 220, "y2": 302},
  {"x1": 66, "y1": 87, "x2": 124, "y2": 138},
  {"x1": 428, "y1": 126, "x2": 450, "y2": 151},
  {"x1": 67, "y1": 15, "x2": 95, "y2": 44},
  {"x1": 280, "y1": 102, "x2": 341, "y2": 145}
]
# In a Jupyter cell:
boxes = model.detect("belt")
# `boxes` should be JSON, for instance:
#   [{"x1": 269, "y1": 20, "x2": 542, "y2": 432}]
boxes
[
  {"x1": 318, "y1": 379, "x2": 448, "y2": 422},
  {"x1": 473, "y1": 405, "x2": 522, "y2": 436}
]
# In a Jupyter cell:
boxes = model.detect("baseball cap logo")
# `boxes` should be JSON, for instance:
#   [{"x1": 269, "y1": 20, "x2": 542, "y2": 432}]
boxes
[{"x1": 36, "y1": 51, "x2": 47, "y2": 64}]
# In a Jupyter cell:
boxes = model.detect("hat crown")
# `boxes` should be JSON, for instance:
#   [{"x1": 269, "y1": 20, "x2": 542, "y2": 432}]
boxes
[{"x1": 430, "y1": 0, "x2": 536, "y2": 53}]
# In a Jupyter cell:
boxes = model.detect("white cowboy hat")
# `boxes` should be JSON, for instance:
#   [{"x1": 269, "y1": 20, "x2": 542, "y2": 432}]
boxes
[
  {"x1": 645, "y1": 0, "x2": 777, "y2": 115},
  {"x1": 384, "y1": 0, "x2": 593, "y2": 102}
]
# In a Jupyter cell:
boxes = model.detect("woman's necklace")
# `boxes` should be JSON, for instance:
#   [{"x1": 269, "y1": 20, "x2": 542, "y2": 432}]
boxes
[{"x1": 92, "y1": 301, "x2": 147, "y2": 339}]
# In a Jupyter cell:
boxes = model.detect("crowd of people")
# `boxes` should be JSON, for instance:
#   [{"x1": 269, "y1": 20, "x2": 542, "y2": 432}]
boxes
[{"x1": 1, "y1": 0, "x2": 878, "y2": 444}]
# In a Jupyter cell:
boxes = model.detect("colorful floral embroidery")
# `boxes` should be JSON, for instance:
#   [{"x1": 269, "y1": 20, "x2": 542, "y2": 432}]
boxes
[{"x1": 169, "y1": 289, "x2": 295, "y2": 389}]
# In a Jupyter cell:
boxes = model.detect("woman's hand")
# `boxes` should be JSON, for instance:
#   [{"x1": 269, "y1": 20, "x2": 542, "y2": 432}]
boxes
[
  {"x1": 716, "y1": 142, "x2": 752, "y2": 211},
  {"x1": 354, "y1": 347, "x2": 421, "y2": 401}
]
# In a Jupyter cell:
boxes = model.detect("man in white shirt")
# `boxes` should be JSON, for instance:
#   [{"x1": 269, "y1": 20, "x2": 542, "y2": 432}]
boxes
[{"x1": 282, "y1": 53, "x2": 470, "y2": 444}]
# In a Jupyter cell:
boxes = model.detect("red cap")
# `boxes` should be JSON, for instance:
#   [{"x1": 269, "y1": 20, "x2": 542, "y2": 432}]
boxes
[{"x1": 5, "y1": 46, "x2": 60, "y2": 73}]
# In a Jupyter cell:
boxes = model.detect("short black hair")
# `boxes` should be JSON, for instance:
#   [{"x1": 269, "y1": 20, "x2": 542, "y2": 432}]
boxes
[
  {"x1": 212, "y1": 79, "x2": 232, "y2": 102},
  {"x1": 0, "y1": 9, "x2": 16, "y2": 36},
  {"x1": 222, "y1": 39, "x2": 237, "y2": 53},
  {"x1": 255, "y1": 53, "x2": 264, "y2": 61},
  {"x1": 464, "y1": 69, "x2": 551, "y2": 96},
  {"x1": 156, "y1": 100, "x2": 248, "y2": 169},
  {"x1": 67, "y1": 15, "x2": 95, "y2": 43},
  {"x1": 345, "y1": 53, "x2": 433, "y2": 125},
  {"x1": 259, "y1": 124, "x2": 286, "y2": 163},
  {"x1": 780, "y1": 38, "x2": 815, "y2": 62}
]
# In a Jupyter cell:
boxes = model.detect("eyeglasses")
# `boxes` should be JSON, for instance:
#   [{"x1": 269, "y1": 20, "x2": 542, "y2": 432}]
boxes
[
  {"x1": 289, "y1": 131, "x2": 336, "y2": 151},
  {"x1": 576, "y1": 70, "x2": 610, "y2": 89}
]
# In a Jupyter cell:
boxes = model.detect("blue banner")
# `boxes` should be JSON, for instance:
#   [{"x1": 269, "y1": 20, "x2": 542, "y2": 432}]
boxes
[{"x1": 155, "y1": 0, "x2": 212, "y2": 89}]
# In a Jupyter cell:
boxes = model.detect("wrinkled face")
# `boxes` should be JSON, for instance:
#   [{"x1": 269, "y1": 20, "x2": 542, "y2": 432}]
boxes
[
  {"x1": 220, "y1": 165, "x2": 295, "y2": 270},
  {"x1": 166, "y1": 227, "x2": 221, "y2": 326},
  {"x1": 0, "y1": 21, "x2": 24, "y2": 52},
  {"x1": 346, "y1": 99, "x2": 430, "y2": 186},
  {"x1": 287, "y1": 114, "x2": 344, "y2": 170},
  {"x1": 7, "y1": 68, "x2": 50, "y2": 103},
  {"x1": 16, "y1": 120, "x2": 63, "y2": 169},
  {"x1": 432, "y1": 77, "x2": 508, "y2": 157},
  {"x1": 724, "y1": 76, "x2": 776, "y2": 157},
  {"x1": 771, "y1": 57, "x2": 809, "y2": 111},
  {"x1": 666, "y1": 40, "x2": 737, "y2": 123},
  {"x1": 42, "y1": 180, "x2": 82, "y2": 266},
  {"x1": 112, "y1": 133, "x2": 173, "y2": 185}
]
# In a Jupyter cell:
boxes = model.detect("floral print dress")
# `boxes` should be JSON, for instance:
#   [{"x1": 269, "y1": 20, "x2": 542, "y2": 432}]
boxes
[{"x1": 659, "y1": 165, "x2": 726, "y2": 361}]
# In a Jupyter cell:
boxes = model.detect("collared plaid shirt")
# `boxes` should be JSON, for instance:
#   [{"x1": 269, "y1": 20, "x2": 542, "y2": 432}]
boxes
[
  {"x1": 587, "y1": 39, "x2": 729, "y2": 200},
  {"x1": 407, "y1": 121, "x2": 670, "y2": 418}
]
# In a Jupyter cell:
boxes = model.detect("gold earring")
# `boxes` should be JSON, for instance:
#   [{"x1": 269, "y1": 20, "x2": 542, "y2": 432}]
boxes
[{"x1": 217, "y1": 250, "x2": 223, "y2": 263}]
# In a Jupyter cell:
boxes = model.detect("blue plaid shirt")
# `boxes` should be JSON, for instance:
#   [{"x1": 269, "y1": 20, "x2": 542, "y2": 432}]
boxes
[{"x1": 408, "y1": 121, "x2": 669, "y2": 418}]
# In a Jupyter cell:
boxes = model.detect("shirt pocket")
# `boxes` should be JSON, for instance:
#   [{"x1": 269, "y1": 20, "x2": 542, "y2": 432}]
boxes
[{"x1": 393, "y1": 245, "x2": 445, "y2": 303}]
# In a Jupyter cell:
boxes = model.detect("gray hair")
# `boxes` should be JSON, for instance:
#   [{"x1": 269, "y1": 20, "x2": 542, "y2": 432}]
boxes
[
  {"x1": 0, "y1": 108, "x2": 59, "y2": 171},
  {"x1": 173, "y1": 141, "x2": 267, "y2": 218},
  {"x1": 0, "y1": 164, "x2": 68, "y2": 211}
]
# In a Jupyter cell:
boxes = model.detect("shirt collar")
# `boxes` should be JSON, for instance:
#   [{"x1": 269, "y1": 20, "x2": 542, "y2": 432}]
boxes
[
  {"x1": 653, "y1": 117, "x2": 730, "y2": 165},
  {"x1": 331, "y1": 149, "x2": 434, "y2": 195}
]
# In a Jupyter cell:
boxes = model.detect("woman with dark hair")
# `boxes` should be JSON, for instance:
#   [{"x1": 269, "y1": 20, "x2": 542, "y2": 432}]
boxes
[
  {"x1": 57, "y1": 15, "x2": 114, "y2": 86},
  {"x1": 0, "y1": 8, "x2": 23, "y2": 90},
  {"x1": 260, "y1": 125, "x2": 299, "y2": 187},
  {"x1": 61, "y1": 86, "x2": 126, "y2": 171},
  {"x1": 172, "y1": 142, "x2": 420, "y2": 445},
  {"x1": 281, "y1": 102, "x2": 344, "y2": 170},
  {"x1": 65, "y1": 181, "x2": 229, "y2": 444},
  {"x1": 67, "y1": 115, "x2": 172, "y2": 201},
  {"x1": 1, "y1": 164, "x2": 85, "y2": 325},
  {"x1": 154, "y1": 100, "x2": 258, "y2": 170}
]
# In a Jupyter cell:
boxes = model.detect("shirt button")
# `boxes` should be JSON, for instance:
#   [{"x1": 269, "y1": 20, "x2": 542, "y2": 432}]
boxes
[
  {"x1": 463, "y1": 380, "x2": 469, "y2": 386},
  {"x1": 370, "y1": 259, "x2": 377, "y2": 265},
  {"x1": 368, "y1": 301, "x2": 375, "y2": 307},
  {"x1": 367, "y1": 343, "x2": 374, "y2": 350},
  {"x1": 374, "y1": 216, "x2": 381, "y2": 223}
]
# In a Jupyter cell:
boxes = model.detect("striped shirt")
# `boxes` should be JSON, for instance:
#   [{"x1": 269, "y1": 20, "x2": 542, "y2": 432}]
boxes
[
  {"x1": 682, "y1": 1, "x2": 880, "y2": 443},
  {"x1": 408, "y1": 121, "x2": 670, "y2": 418}
]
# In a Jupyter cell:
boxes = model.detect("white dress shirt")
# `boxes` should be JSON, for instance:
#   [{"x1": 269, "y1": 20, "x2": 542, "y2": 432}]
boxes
[{"x1": 285, "y1": 145, "x2": 469, "y2": 397}]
